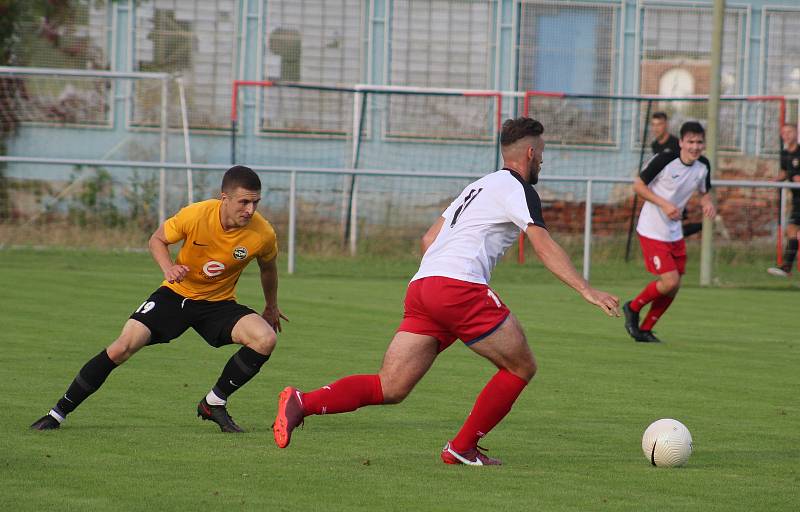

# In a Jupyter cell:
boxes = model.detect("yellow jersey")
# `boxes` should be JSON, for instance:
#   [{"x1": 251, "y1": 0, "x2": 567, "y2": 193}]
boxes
[{"x1": 161, "y1": 199, "x2": 278, "y2": 301}]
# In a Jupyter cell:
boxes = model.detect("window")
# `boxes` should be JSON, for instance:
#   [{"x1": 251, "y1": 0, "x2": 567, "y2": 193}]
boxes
[
  {"x1": 388, "y1": 0, "x2": 495, "y2": 140},
  {"x1": 518, "y1": 1, "x2": 619, "y2": 146},
  {"x1": 761, "y1": 9, "x2": 800, "y2": 152},
  {"x1": 518, "y1": 2, "x2": 617, "y2": 95},
  {"x1": 765, "y1": 9, "x2": 800, "y2": 96},
  {"x1": 640, "y1": 5, "x2": 745, "y2": 95},
  {"x1": 640, "y1": 5, "x2": 747, "y2": 150},
  {"x1": 13, "y1": 0, "x2": 110, "y2": 126},
  {"x1": 134, "y1": 0, "x2": 237, "y2": 129},
  {"x1": 261, "y1": 0, "x2": 363, "y2": 135}
]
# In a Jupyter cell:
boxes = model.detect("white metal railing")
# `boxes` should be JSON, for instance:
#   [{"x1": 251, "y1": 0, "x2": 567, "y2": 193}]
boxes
[{"x1": 2, "y1": 155, "x2": 799, "y2": 280}]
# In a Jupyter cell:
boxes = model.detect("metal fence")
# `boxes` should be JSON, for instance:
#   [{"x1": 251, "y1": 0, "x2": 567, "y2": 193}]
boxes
[{"x1": 2, "y1": 156, "x2": 799, "y2": 283}]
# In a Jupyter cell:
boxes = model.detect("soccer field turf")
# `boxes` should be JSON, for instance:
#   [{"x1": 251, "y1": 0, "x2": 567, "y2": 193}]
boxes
[{"x1": 1, "y1": 248, "x2": 797, "y2": 511}]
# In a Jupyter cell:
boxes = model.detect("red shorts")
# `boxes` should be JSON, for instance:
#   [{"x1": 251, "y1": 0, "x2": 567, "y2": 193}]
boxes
[
  {"x1": 638, "y1": 234, "x2": 687, "y2": 275},
  {"x1": 397, "y1": 276, "x2": 510, "y2": 353}
]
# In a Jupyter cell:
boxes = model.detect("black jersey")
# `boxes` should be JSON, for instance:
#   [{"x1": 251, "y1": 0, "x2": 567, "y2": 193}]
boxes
[
  {"x1": 651, "y1": 135, "x2": 680, "y2": 156},
  {"x1": 780, "y1": 145, "x2": 800, "y2": 207}
]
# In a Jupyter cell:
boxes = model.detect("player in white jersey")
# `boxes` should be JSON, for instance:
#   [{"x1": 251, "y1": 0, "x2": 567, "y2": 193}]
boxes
[
  {"x1": 272, "y1": 118, "x2": 620, "y2": 466},
  {"x1": 623, "y1": 122, "x2": 716, "y2": 343}
]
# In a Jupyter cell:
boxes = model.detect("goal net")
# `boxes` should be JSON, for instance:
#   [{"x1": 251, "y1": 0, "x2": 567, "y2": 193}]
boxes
[
  {"x1": 0, "y1": 67, "x2": 194, "y2": 248},
  {"x1": 231, "y1": 81, "x2": 503, "y2": 254}
]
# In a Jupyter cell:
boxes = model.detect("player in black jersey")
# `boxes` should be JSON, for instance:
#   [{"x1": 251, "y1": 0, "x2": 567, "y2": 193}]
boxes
[
  {"x1": 768, "y1": 124, "x2": 800, "y2": 277},
  {"x1": 650, "y1": 112, "x2": 680, "y2": 156}
]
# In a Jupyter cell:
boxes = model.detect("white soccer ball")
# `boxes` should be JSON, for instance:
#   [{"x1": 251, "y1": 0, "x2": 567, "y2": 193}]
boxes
[{"x1": 641, "y1": 418, "x2": 693, "y2": 467}]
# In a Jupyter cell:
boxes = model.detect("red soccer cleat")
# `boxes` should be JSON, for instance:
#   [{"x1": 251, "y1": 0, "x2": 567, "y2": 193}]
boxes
[
  {"x1": 440, "y1": 442, "x2": 502, "y2": 466},
  {"x1": 273, "y1": 386, "x2": 305, "y2": 448}
]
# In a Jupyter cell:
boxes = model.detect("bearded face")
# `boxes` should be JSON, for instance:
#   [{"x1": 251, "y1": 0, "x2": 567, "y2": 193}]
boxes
[
  {"x1": 528, "y1": 142, "x2": 543, "y2": 185},
  {"x1": 528, "y1": 157, "x2": 539, "y2": 185}
]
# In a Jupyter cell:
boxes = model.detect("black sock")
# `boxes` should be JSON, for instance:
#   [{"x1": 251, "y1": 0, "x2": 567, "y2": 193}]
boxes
[
  {"x1": 212, "y1": 347, "x2": 270, "y2": 400},
  {"x1": 783, "y1": 239, "x2": 798, "y2": 271},
  {"x1": 53, "y1": 350, "x2": 118, "y2": 418}
]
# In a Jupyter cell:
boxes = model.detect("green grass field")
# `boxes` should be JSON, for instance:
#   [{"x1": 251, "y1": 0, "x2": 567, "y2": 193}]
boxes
[{"x1": 1, "y1": 248, "x2": 797, "y2": 511}]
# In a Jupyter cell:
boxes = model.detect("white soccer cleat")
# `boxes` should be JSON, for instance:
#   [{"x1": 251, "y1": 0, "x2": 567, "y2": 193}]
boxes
[{"x1": 767, "y1": 267, "x2": 790, "y2": 278}]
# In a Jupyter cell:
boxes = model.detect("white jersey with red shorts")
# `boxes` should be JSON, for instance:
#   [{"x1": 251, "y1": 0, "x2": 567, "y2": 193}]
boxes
[
  {"x1": 636, "y1": 153, "x2": 711, "y2": 275},
  {"x1": 399, "y1": 169, "x2": 547, "y2": 351}
]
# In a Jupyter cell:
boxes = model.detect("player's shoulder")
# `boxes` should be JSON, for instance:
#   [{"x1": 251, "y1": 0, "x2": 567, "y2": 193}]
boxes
[
  {"x1": 696, "y1": 155, "x2": 711, "y2": 170},
  {"x1": 180, "y1": 198, "x2": 219, "y2": 216},
  {"x1": 644, "y1": 151, "x2": 679, "y2": 171},
  {"x1": 466, "y1": 169, "x2": 521, "y2": 195},
  {"x1": 170, "y1": 199, "x2": 219, "y2": 226},
  {"x1": 495, "y1": 168, "x2": 532, "y2": 191}
]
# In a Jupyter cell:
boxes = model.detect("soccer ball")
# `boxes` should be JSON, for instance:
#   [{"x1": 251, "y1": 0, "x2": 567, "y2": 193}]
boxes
[{"x1": 641, "y1": 418, "x2": 693, "y2": 467}]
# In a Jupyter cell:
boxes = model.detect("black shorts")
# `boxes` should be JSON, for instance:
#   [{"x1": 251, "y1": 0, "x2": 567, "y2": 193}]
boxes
[
  {"x1": 790, "y1": 207, "x2": 800, "y2": 226},
  {"x1": 130, "y1": 287, "x2": 257, "y2": 348}
]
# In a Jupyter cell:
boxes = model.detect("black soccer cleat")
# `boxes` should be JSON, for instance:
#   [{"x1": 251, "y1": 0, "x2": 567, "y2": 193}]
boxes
[
  {"x1": 623, "y1": 301, "x2": 641, "y2": 339},
  {"x1": 197, "y1": 398, "x2": 245, "y2": 433},
  {"x1": 635, "y1": 330, "x2": 662, "y2": 343},
  {"x1": 30, "y1": 414, "x2": 61, "y2": 431}
]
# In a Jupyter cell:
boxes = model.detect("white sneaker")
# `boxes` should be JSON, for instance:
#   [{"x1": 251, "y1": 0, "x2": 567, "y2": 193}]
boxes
[{"x1": 767, "y1": 267, "x2": 790, "y2": 278}]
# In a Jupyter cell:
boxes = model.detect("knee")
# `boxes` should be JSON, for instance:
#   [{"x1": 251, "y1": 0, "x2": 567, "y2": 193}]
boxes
[
  {"x1": 381, "y1": 391, "x2": 408, "y2": 405},
  {"x1": 244, "y1": 329, "x2": 277, "y2": 355},
  {"x1": 377, "y1": 376, "x2": 412, "y2": 405},
  {"x1": 242, "y1": 328, "x2": 278, "y2": 356},
  {"x1": 509, "y1": 358, "x2": 537, "y2": 382},
  {"x1": 660, "y1": 276, "x2": 681, "y2": 294},
  {"x1": 106, "y1": 339, "x2": 136, "y2": 364}
]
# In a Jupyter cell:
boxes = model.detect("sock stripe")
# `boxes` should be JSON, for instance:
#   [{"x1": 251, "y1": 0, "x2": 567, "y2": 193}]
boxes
[
  {"x1": 232, "y1": 353, "x2": 257, "y2": 377},
  {"x1": 75, "y1": 373, "x2": 98, "y2": 393}
]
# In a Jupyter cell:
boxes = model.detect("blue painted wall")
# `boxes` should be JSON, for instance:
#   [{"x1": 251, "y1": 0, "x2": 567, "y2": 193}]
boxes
[{"x1": 5, "y1": 0, "x2": 796, "y2": 208}]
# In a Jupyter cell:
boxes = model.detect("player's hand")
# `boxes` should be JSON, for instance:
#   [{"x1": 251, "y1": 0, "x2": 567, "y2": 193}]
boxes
[
  {"x1": 702, "y1": 202, "x2": 716, "y2": 218},
  {"x1": 164, "y1": 264, "x2": 190, "y2": 283},
  {"x1": 580, "y1": 288, "x2": 620, "y2": 317},
  {"x1": 262, "y1": 304, "x2": 289, "y2": 333},
  {"x1": 660, "y1": 202, "x2": 681, "y2": 221}
]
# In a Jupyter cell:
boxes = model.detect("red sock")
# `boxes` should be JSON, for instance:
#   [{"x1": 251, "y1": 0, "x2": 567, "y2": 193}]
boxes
[
  {"x1": 301, "y1": 374, "x2": 384, "y2": 416},
  {"x1": 640, "y1": 294, "x2": 674, "y2": 331},
  {"x1": 450, "y1": 369, "x2": 528, "y2": 453},
  {"x1": 631, "y1": 281, "x2": 662, "y2": 312}
]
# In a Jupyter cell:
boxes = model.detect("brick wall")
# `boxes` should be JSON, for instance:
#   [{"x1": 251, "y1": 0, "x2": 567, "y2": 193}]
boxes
[{"x1": 540, "y1": 155, "x2": 782, "y2": 240}]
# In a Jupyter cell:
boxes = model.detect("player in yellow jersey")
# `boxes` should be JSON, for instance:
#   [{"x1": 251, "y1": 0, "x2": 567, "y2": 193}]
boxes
[{"x1": 31, "y1": 166, "x2": 286, "y2": 433}]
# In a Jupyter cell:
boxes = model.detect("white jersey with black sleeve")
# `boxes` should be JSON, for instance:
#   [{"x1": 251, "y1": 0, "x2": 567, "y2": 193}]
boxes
[
  {"x1": 636, "y1": 152, "x2": 712, "y2": 242},
  {"x1": 411, "y1": 168, "x2": 547, "y2": 285}
]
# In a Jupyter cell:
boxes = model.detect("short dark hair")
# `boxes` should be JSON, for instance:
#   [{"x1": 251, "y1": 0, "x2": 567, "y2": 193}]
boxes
[
  {"x1": 679, "y1": 121, "x2": 705, "y2": 139},
  {"x1": 500, "y1": 117, "x2": 544, "y2": 146},
  {"x1": 221, "y1": 165, "x2": 261, "y2": 192},
  {"x1": 651, "y1": 112, "x2": 668, "y2": 121}
]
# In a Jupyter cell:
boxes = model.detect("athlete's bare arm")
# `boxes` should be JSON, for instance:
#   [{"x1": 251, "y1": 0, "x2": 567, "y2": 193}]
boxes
[
  {"x1": 257, "y1": 255, "x2": 288, "y2": 332},
  {"x1": 699, "y1": 192, "x2": 716, "y2": 218},
  {"x1": 526, "y1": 225, "x2": 620, "y2": 317},
  {"x1": 148, "y1": 223, "x2": 190, "y2": 283},
  {"x1": 420, "y1": 216, "x2": 445, "y2": 255},
  {"x1": 633, "y1": 177, "x2": 681, "y2": 221}
]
